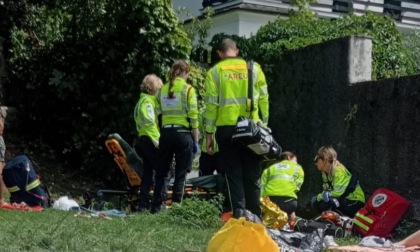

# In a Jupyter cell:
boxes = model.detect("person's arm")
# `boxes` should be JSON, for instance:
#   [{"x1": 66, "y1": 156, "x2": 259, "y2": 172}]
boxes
[
  {"x1": 198, "y1": 109, "x2": 205, "y2": 139},
  {"x1": 204, "y1": 68, "x2": 218, "y2": 155},
  {"x1": 191, "y1": 128, "x2": 199, "y2": 143},
  {"x1": 136, "y1": 99, "x2": 160, "y2": 147},
  {"x1": 0, "y1": 162, "x2": 4, "y2": 204},
  {"x1": 395, "y1": 230, "x2": 420, "y2": 247},
  {"x1": 187, "y1": 86, "x2": 199, "y2": 131},
  {"x1": 295, "y1": 165, "x2": 304, "y2": 192},
  {"x1": 0, "y1": 119, "x2": 4, "y2": 136},
  {"x1": 206, "y1": 133, "x2": 214, "y2": 155},
  {"x1": 204, "y1": 68, "x2": 218, "y2": 134},
  {"x1": 186, "y1": 86, "x2": 200, "y2": 154},
  {"x1": 256, "y1": 63, "x2": 269, "y2": 126},
  {"x1": 330, "y1": 168, "x2": 348, "y2": 198},
  {"x1": 260, "y1": 168, "x2": 268, "y2": 196},
  {"x1": 155, "y1": 90, "x2": 162, "y2": 116}
]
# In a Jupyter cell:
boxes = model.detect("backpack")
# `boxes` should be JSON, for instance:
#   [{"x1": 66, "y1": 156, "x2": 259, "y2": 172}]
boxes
[
  {"x1": 230, "y1": 61, "x2": 282, "y2": 160},
  {"x1": 353, "y1": 188, "x2": 410, "y2": 238},
  {"x1": 2, "y1": 155, "x2": 50, "y2": 207}
]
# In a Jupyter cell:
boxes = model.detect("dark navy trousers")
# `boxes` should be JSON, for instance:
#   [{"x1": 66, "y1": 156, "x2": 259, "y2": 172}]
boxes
[
  {"x1": 216, "y1": 126, "x2": 263, "y2": 218},
  {"x1": 152, "y1": 127, "x2": 193, "y2": 210}
]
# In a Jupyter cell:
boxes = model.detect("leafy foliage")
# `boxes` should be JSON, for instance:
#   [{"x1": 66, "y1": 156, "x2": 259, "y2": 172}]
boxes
[
  {"x1": 245, "y1": 11, "x2": 413, "y2": 80},
  {"x1": 181, "y1": 7, "x2": 214, "y2": 49},
  {"x1": 164, "y1": 193, "x2": 224, "y2": 229},
  {"x1": 188, "y1": 62, "x2": 207, "y2": 110},
  {"x1": 403, "y1": 29, "x2": 420, "y2": 74},
  {"x1": 176, "y1": 7, "x2": 213, "y2": 109},
  {"x1": 208, "y1": 33, "x2": 252, "y2": 65},
  {"x1": 2, "y1": 0, "x2": 191, "y2": 176}
]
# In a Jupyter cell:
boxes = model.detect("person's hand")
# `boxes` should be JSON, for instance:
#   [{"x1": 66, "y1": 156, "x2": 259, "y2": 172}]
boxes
[
  {"x1": 322, "y1": 190, "x2": 331, "y2": 203},
  {"x1": 206, "y1": 133, "x2": 215, "y2": 156},
  {"x1": 311, "y1": 195, "x2": 317, "y2": 205},
  {"x1": 193, "y1": 141, "x2": 199, "y2": 155}
]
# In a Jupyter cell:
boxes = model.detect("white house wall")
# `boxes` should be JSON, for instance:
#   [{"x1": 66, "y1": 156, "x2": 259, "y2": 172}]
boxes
[{"x1": 208, "y1": 10, "x2": 280, "y2": 42}]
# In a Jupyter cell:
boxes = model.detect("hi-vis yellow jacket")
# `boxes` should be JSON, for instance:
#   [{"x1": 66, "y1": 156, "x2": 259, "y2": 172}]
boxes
[
  {"x1": 260, "y1": 160, "x2": 304, "y2": 199},
  {"x1": 317, "y1": 164, "x2": 365, "y2": 203},
  {"x1": 133, "y1": 93, "x2": 160, "y2": 147},
  {"x1": 157, "y1": 77, "x2": 198, "y2": 129},
  {"x1": 204, "y1": 57, "x2": 269, "y2": 133}
]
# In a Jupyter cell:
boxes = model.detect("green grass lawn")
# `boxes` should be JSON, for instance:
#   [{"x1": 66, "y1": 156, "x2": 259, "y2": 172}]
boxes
[
  {"x1": 0, "y1": 209, "x2": 219, "y2": 252},
  {"x1": 1, "y1": 207, "x2": 367, "y2": 252}
]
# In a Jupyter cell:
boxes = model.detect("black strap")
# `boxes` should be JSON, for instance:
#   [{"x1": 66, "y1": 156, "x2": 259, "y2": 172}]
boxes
[
  {"x1": 25, "y1": 159, "x2": 50, "y2": 205},
  {"x1": 341, "y1": 173, "x2": 359, "y2": 199},
  {"x1": 325, "y1": 169, "x2": 359, "y2": 199},
  {"x1": 246, "y1": 60, "x2": 254, "y2": 116}
]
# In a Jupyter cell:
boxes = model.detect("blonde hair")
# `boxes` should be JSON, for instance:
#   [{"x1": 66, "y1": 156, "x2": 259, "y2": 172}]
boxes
[
  {"x1": 140, "y1": 74, "x2": 163, "y2": 94},
  {"x1": 316, "y1": 146, "x2": 341, "y2": 174}
]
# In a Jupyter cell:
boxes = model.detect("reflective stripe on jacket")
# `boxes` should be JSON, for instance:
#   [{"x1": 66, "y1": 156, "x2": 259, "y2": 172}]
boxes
[
  {"x1": 317, "y1": 164, "x2": 365, "y2": 203},
  {"x1": 260, "y1": 160, "x2": 304, "y2": 199},
  {"x1": 157, "y1": 77, "x2": 198, "y2": 129},
  {"x1": 204, "y1": 57, "x2": 269, "y2": 133},
  {"x1": 133, "y1": 93, "x2": 160, "y2": 147}
]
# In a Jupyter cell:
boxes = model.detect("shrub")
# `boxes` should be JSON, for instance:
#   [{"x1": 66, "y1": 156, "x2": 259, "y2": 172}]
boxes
[
  {"x1": 3, "y1": 0, "x2": 192, "y2": 178},
  {"x1": 403, "y1": 29, "x2": 420, "y2": 74},
  {"x1": 164, "y1": 193, "x2": 224, "y2": 229},
  {"x1": 252, "y1": 11, "x2": 413, "y2": 80}
]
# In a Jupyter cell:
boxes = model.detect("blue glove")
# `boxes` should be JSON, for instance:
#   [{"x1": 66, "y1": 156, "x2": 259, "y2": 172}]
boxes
[
  {"x1": 311, "y1": 195, "x2": 317, "y2": 205},
  {"x1": 193, "y1": 141, "x2": 199, "y2": 154},
  {"x1": 322, "y1": 190, "x2": 331, "y2": 203}
]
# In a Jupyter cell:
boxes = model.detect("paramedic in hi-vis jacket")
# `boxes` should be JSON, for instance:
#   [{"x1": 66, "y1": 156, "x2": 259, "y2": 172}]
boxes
[
  {"x1": 311, "y1": 146, "x2": 365, "y2": 217},
  {"x1": 133, "y1": 74, "x2": 166, "y2": 211},
  {"x1": 151, "y1": 60, "x2": 199, "y2": 214},
  {"x1": 205, "y1": 38, "x2": 269, "y2": 218},
  {"x1": 260, "y1": 151, "x2": 304, "y2": 220}
]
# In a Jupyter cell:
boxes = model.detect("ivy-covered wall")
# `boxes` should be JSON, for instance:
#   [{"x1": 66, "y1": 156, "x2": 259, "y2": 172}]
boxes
[{"x1": 269, "y1": 36, "x2": 420, "y2": 225}]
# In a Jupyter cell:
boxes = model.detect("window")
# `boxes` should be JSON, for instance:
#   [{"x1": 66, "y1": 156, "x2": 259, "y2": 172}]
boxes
[
  {"x1": 384, "y1": 0, "x2": 402, "y2": 20},
  {"x1": 333, "y1": 0, "x2": 351, "y2": 13}
]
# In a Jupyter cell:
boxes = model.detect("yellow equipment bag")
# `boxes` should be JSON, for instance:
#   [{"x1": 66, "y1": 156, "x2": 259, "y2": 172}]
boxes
[{"x1": 207, "y1": 217, "x2": 279, "y2": 252}]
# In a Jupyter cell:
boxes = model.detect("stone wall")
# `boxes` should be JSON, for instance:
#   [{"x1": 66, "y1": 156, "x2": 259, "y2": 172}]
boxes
[
  {"x1": 269, "y1": 36, "x2": 420, "y2": 220},
  {"x1": 345, "y1": 76, "x2": 420, "y2": 219}
]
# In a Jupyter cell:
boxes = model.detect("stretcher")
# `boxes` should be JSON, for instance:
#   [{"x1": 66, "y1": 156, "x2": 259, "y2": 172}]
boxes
[
  {"x1": 101, "y1": 133, "x2": 222, "y2": 211},
  {"x1": 99, "y1": 133, "x2": 143, "y2": 212}
]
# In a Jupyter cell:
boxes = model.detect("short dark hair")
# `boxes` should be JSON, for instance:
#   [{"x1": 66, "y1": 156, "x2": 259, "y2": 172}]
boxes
[
  {"x1": 280, "y1": 151, "x2": 296, "y2": 161},
  {"x1": 218, "y1": 38, "x2": 237, "y2": 52}
]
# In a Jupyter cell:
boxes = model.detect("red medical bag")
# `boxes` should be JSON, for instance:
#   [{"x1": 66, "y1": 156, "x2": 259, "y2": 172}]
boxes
[{"x1": 353, "y1": 188, "x2": 410, "y2": 238}]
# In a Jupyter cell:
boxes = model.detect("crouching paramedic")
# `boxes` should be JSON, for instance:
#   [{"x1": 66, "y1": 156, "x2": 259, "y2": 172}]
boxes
[
  {"x1": 151, "y1": 60, "x2": 199, "y2": 213},
  {"x1": 260, "y1": 151, "x2": 304, "y2": 220},
  {"x1": 311, "y1": 146, "x2": 365, "y2": 217}
]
